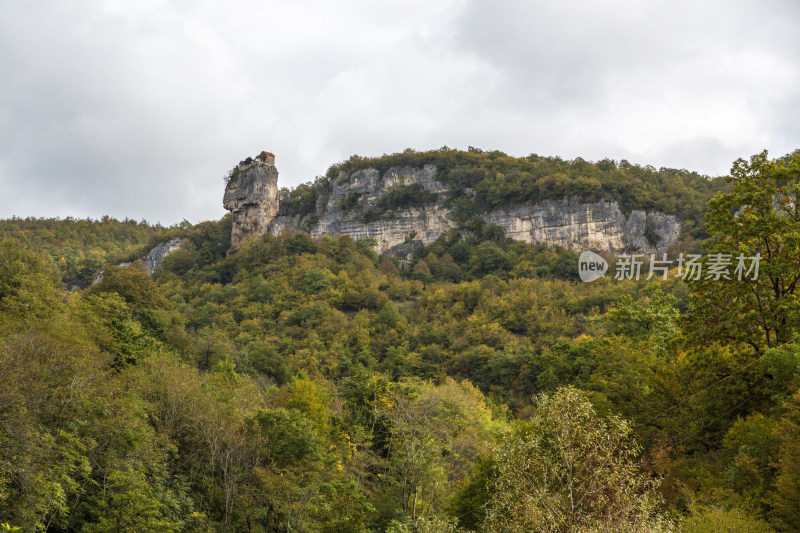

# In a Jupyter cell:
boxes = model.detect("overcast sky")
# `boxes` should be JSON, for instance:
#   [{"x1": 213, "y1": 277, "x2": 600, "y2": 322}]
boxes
[{"x1": 1, "y1": 0, "x2": 798, "y2": 225}]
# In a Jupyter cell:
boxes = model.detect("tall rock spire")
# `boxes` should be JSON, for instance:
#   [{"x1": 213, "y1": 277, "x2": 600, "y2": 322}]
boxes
[{"x1": 223, "y1": 152, "x2": 279, "y2": 248}]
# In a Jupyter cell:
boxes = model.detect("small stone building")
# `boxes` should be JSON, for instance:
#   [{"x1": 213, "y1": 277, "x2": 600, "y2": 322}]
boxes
[{"x1": 257, "y1": 151, "x2": 275, "y2": 165}]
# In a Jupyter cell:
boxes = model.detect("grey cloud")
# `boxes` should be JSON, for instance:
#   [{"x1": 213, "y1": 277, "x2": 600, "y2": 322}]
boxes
[
  {"x1": 0, "y1": 0, "x2": 797, "y2": 224},
  {"x1": 449, "y1": 0, "x2": 800, "y2": 168}
]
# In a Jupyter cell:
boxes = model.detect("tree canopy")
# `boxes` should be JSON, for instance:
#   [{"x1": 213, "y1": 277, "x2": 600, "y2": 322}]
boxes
[{"x1": 1, "y1": 149, "x2": 799, "y2": 532}]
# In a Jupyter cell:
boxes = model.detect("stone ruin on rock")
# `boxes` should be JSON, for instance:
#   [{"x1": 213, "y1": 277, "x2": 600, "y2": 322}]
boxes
[{"x1": 223, "y1": 151, "x2": 280, "y2": 248}]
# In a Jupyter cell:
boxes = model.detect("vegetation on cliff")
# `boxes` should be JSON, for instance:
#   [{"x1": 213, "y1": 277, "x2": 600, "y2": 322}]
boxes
[
  {"x1": 322, "y1": 147, "x2": 729, "y2": 238},
  {"x1": 362, "y1": 182, "x2": 439, "y2": 223}
]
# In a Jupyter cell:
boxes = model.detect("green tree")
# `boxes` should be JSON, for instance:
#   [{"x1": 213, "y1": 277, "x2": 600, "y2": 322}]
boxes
[
  {"x1": 469, "y1": 242, "x2": 513, "y2": 277},
  {"x1": 0, "y1": 240, "x2": 62, "y2": 321},
  {"x1": 380, "y1": 378, "x2": 497, "y2": 520},
  {"x1": 90, "y1": 264, "x2": 170, "y2": 315},
  {"x1": 375, "y1": 301, "x2": 402, "y2": 329},
  {"x1": 412, "y1": 260, "x2": 433, "y2": 284},
  {"x1": 771, "y1": 389, "x2": 800, "y2": 530},
  {"x1": 722, "y1": 413, "x2": 781, "y2": 513},
  {"x1": 386, "y1": 515, "x2": 466, "y2": 532},
  {"x1": 483, "y1": 387, "x2": 671, "y2": 532},
  {"x1": 682, "y1": 505, "x2": 775, "y2": 533},
  {"x1": 686, "y1": 150, "x2": 800, "y2": 352},
  {"x1": 83, "y1": 468, "x2": 181, "y2": 533},
  {"x1": 605, "y1": 285, "x2": 679, "y2": 352}
]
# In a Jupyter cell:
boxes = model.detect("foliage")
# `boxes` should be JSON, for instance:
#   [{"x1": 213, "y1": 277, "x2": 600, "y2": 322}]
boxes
[
  {"x1": 0, "y1": 239, "x2": 62, "y2": 320},
  {"x1": 682, "y1": 504, "x2": 775, "y2": 533},
  {"x1": 605, "y1": 285, "x2": 679, "y2": 352},
  {"x1": 686, "y1": 150, "x2": 800, "y2": 352},
  {"x1": 483, "y1": 387, "x2": 671, "y2": 532},
  {"x1": 0, "y1": 216, "x2": 180, "y2": 287},
  {"x1": 386, "y1": 515, "x2": 467, "y2": 533},
  {"x1": 379, "y1": 378, "x2": 498, "y2": 520},
  {"x1": 362, "y1": 182, "x2": 438, "y2": 223},
  {"x1": 277, "y1": 176, "x2": 330, "y2": 228},
  {"x1": 325, "y1": 147, "x2": 727, "y2": 236},
  {"x1": 2, "y1": 149, "x2": 799, "y2": 531}
]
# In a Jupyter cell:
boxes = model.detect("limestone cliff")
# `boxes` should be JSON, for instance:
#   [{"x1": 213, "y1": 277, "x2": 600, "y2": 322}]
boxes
[
  {"x1": 224, "y1": 155, "x2": 682, "y2": 255},
  {"x1": 92, "y1": 237, "x2": 184, "y2": 285},
  {"x1": 304, "y1": 165, "x2": 451, "y2": 252},
  {"x1": 223, "y1": 158, "x2": 279, "y2": 248},
  {"x1": 482, "y1": 200, "x2": 681, "y2": 253},
  {"x1": 142, "y1": 238, "x2": 184, "y2": 274}
]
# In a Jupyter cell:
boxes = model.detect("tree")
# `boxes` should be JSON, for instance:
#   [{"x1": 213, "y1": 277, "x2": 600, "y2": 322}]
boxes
[
  {"x1": 412, "y1": 260, "x2": 432, "y2": 284},
  {"x1": 469, "y1": 243, "x2": 513, "y2": 277},
  {"x1": 483, "y1": 387, "x2": 671, "y2": 532},
  {"x1": 380, "y1": 378, "x2": 497, "y2": 520},
  {"x1": 604, "y1": 285, "x2": 679, "y2": 352},
  {"x1": 83, "y1": 468, "x2": 181, "y2": 533},
  {"x1": 386, "y1": 515, "x2": 466, "y2": 533},
  {"x1": 771, "y1": 389, "x2": 800, "y2": 530},
  {"x1": 686, "y1": 150, "x2": 800, "y2": 352},
  {"x1": 0, "y1": 240, "x2": 62, "y2": 321},
  {"x1": 722, "y1": 413, "x2": 781, "y2": 513},
  {"x1": 682, "y1": 505, "x2": 775, "y2": 533},
  {"x1": 90, "y1": 264, "x2": 170, "y2": 315},
  {"x1": 375, "y1": 301, "x2": 402, "y2": 329}
]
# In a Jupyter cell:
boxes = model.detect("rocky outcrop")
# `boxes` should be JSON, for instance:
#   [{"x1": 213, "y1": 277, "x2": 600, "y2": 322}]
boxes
[
  {"x1": 224, "y1": 155, "x2": 682, "y2": 255},
  {"x1": 304, "y1": 165, "x2": 453, "y2": 252},
  {"x1": 92, "y1": 237, "x2": 184, "y2": 284},
  {"x1": 143, "y1": 238, "x2": 183, "y2": 274},
  {"x1": 223, "y1": 159, "x2": 279, "y2": 248},
  {"x1": 482, "y1": 200, "x2": 681, "y2": 253},
  {"x1": 280, "y1": 168, "x2": 679, "y2": 255}
]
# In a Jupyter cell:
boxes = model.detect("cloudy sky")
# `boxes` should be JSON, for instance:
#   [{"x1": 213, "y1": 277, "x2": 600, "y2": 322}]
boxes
[{"x1": 1, "y1": 0, "x2": 798, "y2": 225}]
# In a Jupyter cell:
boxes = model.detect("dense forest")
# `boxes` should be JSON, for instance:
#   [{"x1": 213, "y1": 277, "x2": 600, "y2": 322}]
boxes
[
  {"x1": 1, "y1": 150, "x2": 799, "y2": 532},
  {"x1": 0, "y1": 216, "x2": 185, "y2": 288}
]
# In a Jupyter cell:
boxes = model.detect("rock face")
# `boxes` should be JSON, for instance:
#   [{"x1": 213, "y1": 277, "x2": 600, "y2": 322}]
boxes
[
  {"x1": 223, "y1": 159, "x2": 279, "y2": 248},
  {"x1": 143, "y1": 238, "x2": 183, "y2": 274},
  {"x1": 224, "y1": 156, "x2": 682, "y2": 255},
  {"x1": 482, "y1": 200, "x2": 681, "y2": 253},
  {"x1": 310, "y1": 165, "x2": 451, "y2": 252},
  {"x1": 92, "y1": 237, "x2": 184, "y2": 285}
]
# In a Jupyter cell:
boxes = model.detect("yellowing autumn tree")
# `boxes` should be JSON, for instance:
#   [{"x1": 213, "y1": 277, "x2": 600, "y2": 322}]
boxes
[{"x1": 483, "y1": 387, "x2": 672, "y2": 533}]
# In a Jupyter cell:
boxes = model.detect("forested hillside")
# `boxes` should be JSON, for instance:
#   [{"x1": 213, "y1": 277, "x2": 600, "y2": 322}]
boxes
[
  {"x1": 0, "y1": 217, "x2": 185, "y2": 288},
  {"x1": 1, "y1": 150, "x2": 799, "y2": 532}
]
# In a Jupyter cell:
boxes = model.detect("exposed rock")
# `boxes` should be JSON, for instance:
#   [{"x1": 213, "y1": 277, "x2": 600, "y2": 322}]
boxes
[
  {"x1": 223, "y1": 158, "x2": 279, "y2": 248},
  {"x1": 92, "y1": 238, "x2": 184, "y2": 285},
  {"x1": 385, "y1": 240, "x2": 425, "y2": 265},
  {"x1": 313, "y1": 203, "x2": 452, "y2": 252},
  {"x1": 273, "y1": 166, "x2": 679, "y2": 254},
  {"x1": 273, "y1": 165, "x2": 456, "y2": 252},
  {"x1": 143, "y1": 238, "x2": 184, "y2": 274},
  {"x1": 224, "y1": 154, "x2": 681, "y2": 255},
  {"x1": 269, "y1": 214, "x2": 302, "y2": 235},
  {"x1": 482, "y1": 200, "x2": 681, "y2": 253}
]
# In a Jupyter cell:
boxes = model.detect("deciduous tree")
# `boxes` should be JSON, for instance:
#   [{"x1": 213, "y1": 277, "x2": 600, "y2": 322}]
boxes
[{"x1": 483, "y1": 387, "x2": 671, "y2": 532}]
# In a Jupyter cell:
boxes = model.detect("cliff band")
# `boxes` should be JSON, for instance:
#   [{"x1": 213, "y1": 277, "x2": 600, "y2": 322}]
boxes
[{"x1": 224, "y1": 155, "x2": 681, "y2": 255}]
